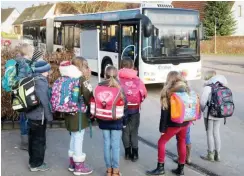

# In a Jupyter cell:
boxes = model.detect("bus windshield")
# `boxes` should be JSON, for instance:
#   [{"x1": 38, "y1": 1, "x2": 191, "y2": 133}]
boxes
[{"x1": 142, "y1": 9, "x2": 200, "y2": 61}]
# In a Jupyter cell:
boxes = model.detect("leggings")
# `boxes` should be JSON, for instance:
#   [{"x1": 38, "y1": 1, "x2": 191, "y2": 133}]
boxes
[
  {"x1": 204, "y1": 119, "x2": 221, "y2": 152},
  {"x1": 158, "y1": 126, "x2": 188, "y2": 164}
]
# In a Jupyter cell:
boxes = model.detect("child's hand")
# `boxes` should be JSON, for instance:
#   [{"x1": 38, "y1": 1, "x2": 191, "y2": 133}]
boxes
[{"x1": 161, "y1": 133, "x2": 165, "y2": 135}]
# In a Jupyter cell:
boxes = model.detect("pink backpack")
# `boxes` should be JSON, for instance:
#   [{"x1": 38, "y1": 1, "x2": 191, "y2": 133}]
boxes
[
  {"x1": 90, "y1": 85, "x2": 124, "y2": 121},
  {"x1": 119, "y1": 77, "x2": 142, "y2": 109},
  {"x1": 50, "y1": 77, "x2": 81, "y2": 113}
]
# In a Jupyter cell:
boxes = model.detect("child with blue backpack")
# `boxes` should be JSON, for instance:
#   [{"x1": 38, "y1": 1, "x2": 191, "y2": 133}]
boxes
[{"x1": 51, "y1": 57, "x2": 93, "y2": 175}]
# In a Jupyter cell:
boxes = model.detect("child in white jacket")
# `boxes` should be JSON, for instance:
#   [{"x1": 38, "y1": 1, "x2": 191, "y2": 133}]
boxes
[{"x1": 200, "y1": 70, "x2": 228, "y2": 162}]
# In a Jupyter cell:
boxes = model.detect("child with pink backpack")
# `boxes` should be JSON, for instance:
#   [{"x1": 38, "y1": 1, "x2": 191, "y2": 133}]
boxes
[
  {"x1": 118, "y1": 58, "x2": 147, "y2": 162},
  {"x1": 51, "y1": 57, "x2": 93, "y2": 175}
]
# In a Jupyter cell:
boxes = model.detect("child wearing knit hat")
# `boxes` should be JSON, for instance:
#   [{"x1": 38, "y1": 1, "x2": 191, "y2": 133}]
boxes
[{"x1": 26, "y1": 60, "x2": 53, "y2": 172}]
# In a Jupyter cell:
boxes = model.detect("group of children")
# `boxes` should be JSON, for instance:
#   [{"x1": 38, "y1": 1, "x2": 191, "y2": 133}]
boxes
[{"x1": 6, "y1": 44, "x2": 230, "y2": 176}]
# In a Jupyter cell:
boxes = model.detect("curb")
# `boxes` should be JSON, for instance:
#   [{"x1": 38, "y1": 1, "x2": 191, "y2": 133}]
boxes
[
  {"x1": 203, "y1": 66, "x2": 244, "y2": 74},
  {"x1": 1, "y1": 120, "x2": 66, "y2": 130}
]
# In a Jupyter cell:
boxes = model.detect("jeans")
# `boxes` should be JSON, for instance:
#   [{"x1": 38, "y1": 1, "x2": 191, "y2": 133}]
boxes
[
  {"x1": 20, "y1": 112, "x2": 28, "y2": 135},
  {"x1": 69, "y1": 130, "x2": 86, "y2": 162},
  {"x1": 28, "y1": 120, "x2": 46, "y2": 168},
  {"x1": 186, "y1": 127, "x2": 191, "y2": 145},
  {"x1": 122, "y1": 113, "x2": 140, "y2": 149},
  {"x1": 103, "y1": 130, "x2": 122, "y2": 169},
  {"x1": 204, "y1": 119, "x2": 221, "y2": 152},
  {"x1": 158, "y1": 126, "x2": 188, "y2": 164}
]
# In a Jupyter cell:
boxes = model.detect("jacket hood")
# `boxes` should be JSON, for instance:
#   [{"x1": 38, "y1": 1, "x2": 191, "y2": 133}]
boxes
[
  {"x1": 59, "y1": 64, "x2": 82, "y2": 78},
  {"x1": 118, "y1": 68, "x2": 138, "y2": 79},
  {"x1": 204, "y1": 75, "x2": 228, "y2": 86}
]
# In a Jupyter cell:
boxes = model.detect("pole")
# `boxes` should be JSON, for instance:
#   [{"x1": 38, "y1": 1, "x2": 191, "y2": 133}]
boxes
[
  {"x1": 97, "y1": 29, "x2": 101, "y2": 83},
  {"x1": 214, "y1": 18, "x2": 217, "y2": 54}
]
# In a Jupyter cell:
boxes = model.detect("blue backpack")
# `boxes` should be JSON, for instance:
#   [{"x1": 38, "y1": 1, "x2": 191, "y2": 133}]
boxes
[{"x1": 2, "y1": 58, "x2": 33, "y2": 92}]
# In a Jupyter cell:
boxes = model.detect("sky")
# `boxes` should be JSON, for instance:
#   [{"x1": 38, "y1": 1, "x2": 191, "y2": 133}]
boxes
[{"x1": 1, "y1": 1, "x2": 56, "y2": 13}]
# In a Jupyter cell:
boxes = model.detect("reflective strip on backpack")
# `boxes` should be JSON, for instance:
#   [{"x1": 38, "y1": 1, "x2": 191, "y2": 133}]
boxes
[
  {"x1": 12, "y1": 104, "x2": 24, "y2": 110},
  {"x1": 25, "y1": 86, "x2": 35, "y2": 96}
]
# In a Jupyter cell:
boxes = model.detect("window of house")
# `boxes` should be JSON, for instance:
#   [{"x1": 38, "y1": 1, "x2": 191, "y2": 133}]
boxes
[
  {"x1": 100, "y1": 24, "x2": 118, "y2": 52},
  {"x1": 238, "y1": 5, "x2": 242, "y2": 17}
]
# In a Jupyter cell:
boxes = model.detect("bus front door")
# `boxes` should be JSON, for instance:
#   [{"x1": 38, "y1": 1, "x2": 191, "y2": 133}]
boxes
[{"x1": 119, "y1": 22, "x2": 139, "y2": 70}]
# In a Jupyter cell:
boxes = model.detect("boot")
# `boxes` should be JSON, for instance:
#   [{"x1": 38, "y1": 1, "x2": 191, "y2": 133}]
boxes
[
  {"x1": 131, "y1": 148, "x2": 139, "y2": 162},
  {"x1": 106, "y1": 168, "x2": 112, "y2": 176},
  {"x1": 214, "y1": 150, "x2": 220, "y2": 162},
  {"x1": 68, "y1": 151, "x2": 75, "y2": 171},
  {"x1": 172, "y1": 164, "x2": 184, "y2": 176},
  {"x1": 20, "y1": 135, "x2": 28, "y2": 151},
  {"x1": 73, "y1": 155, "x2": 93, "y2": 176},
  {"x1": 186, "y1": 144, "x2": 192, "y2": 164},
  {"x1": 146, "y1": 163, "x2": 165, "y2": 176},
  {"x1": 112, "y1": 168, "x2": 121, "y2": 176},
  {"x1": 68, "y1": 157, "x2": 75, "y2": 172},
  {"x1": 200, "y1": 150, "x2": 214, "y2": 162},
  {"x1": 125, "y1": 147, "x2": 131, "y2": 160}
]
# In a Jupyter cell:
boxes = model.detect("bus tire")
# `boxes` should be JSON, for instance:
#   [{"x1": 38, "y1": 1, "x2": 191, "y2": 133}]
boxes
[{"x1": 101, "y1": 59, "x2": 112, "y2": 77}]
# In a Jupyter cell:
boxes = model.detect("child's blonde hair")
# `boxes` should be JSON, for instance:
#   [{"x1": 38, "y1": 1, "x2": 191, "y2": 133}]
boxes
[
  {"x1": 19, "y1": 43, "x2": 34, "y2": 59},
  {"x1": 204, "y1": 70, "x2": 216, "y2": 80},
  {"x1": 72, "y1": 57, "x2": 91, "y2": 80},
  {"x1": 160, "y1": 71, "x2": 189, "y2": 110}
]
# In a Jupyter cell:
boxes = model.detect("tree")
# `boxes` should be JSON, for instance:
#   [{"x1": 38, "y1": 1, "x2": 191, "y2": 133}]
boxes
[{"x1": 203, "y1": 1, "x2": 237, "y2": 36}]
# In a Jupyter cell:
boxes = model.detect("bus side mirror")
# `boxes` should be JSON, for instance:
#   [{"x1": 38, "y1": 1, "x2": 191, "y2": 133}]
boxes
[{"x1": 136, "y1": 14, "x2": 152, "y2": 38}]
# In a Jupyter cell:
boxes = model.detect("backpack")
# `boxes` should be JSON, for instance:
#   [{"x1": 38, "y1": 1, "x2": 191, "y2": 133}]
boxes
[
  {"x1": 119, "y1": 77, "x2": 142, "y2": 109},
  {"x1": 2, "y1": 58, "x2": 33, "y2": 92},
  {"x1": 50, "y1": 77, "x2": 85, "y2": 113},
  {"x1": 90, "y1": 85, "x2": 124, "y2": 121},
  {"x1": 170, "y1": 90, "x2": 201, "y2": 124},
  {"x1": 208, "y1": 82, "x2": 234, "y2": 119},
  {"x1": 11, "y1": 76, "x2": 40, "y2": 112}
]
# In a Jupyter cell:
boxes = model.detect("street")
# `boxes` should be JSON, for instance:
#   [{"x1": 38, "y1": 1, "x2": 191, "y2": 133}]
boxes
[{"x1": 1, "y1": 55, "x2": 244, "y2": 176}]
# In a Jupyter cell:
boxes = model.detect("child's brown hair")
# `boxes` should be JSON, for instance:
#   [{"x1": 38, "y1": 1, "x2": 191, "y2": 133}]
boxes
[{"x1": 120, "y1": 57, "x2": 134, "y2": 69}]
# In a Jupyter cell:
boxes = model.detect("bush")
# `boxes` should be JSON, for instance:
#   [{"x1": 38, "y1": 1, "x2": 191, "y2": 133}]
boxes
[{"x1": 1, "y1": 45, "x2": 75, "y2": 121}]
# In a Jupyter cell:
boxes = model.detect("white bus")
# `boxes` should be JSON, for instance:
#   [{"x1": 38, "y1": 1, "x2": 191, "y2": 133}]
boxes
[{"x1": 25, "y1": 3, "x2": 202, "y2": 84}]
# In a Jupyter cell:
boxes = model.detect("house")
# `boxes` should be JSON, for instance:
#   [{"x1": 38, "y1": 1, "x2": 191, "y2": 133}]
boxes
[
  {"x1": 1, "y1": 8, "x2": 20, "y2": 33},
  {"x1": 172, "y1": 1, "x2": 244, "y2": 36},
  {"x1": 12, "y1": 3, "x2": 55, "y2": 35}
]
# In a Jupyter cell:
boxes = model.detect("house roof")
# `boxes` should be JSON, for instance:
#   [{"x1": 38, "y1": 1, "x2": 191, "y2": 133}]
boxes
[
  {"x1": 172, "y1": 1, "x2": 236, "y2": 21},
  {"x1": 1, "y1": 8, "x2": 15, "y2": 23},
  {"x1": 13, "y1": 4, "x2": 54, "y2": 25},
  {"x1": 172, "y1": 1, "x2": 206, "y2": 20}
]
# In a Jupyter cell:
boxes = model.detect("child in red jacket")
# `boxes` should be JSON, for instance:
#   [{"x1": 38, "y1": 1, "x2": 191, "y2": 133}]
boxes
[{"x1": 118, "y1": 57, "x2": 147, "y2": 162}]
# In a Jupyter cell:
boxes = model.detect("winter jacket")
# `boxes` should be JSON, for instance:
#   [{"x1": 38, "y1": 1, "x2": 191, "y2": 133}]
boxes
[
  {"x1": 59, "y1": 65, "x2": 93, "y2": 132},
  {"x1": 159, "y1": 81, "x2": 190, "y2": 133},
  {"x1": 26, "y1": 74, "x2": 53, "y2": 122},
  {"x1": 200, "y1": 75, "x2": 228, "y2": 121},
  {"x1": 97, "y1": 79, "x2": 128, "y2": 130},
  {"x1": 118, "y1": 68, "x2": 147, "y2": 115}
]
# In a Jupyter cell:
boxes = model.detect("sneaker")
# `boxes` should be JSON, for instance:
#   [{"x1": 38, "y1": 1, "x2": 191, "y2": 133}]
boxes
[
  {"x1": 73, "y1": 162, "x2": 93, "y2": 175},
  {"x1": 29, "y1": 163, "x2": 50, "y2": 172}
]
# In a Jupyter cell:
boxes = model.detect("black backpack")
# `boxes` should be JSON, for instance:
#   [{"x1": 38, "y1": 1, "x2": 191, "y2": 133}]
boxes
[{"x1": 11, "y1": 77, "x2": 40, "y2": 112}]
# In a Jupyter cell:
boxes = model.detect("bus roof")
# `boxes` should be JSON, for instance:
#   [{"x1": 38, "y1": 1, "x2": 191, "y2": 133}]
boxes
[
  {"x1": 54, "y1": 7, "x2": 199, "y2": 23},
  {"x1": 54, "y1": 8, "x2": 141, "y2": 22}
]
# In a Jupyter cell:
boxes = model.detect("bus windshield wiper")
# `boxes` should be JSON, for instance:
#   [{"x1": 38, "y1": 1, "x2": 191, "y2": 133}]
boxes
[{"x1": 176, "y1": 54, "x2": 199, "y2": 61}]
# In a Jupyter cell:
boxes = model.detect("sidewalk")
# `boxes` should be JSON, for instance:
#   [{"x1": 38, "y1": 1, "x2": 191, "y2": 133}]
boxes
[{"x1": 1, "y1": 128, "x2": 203, "y2": 176}]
